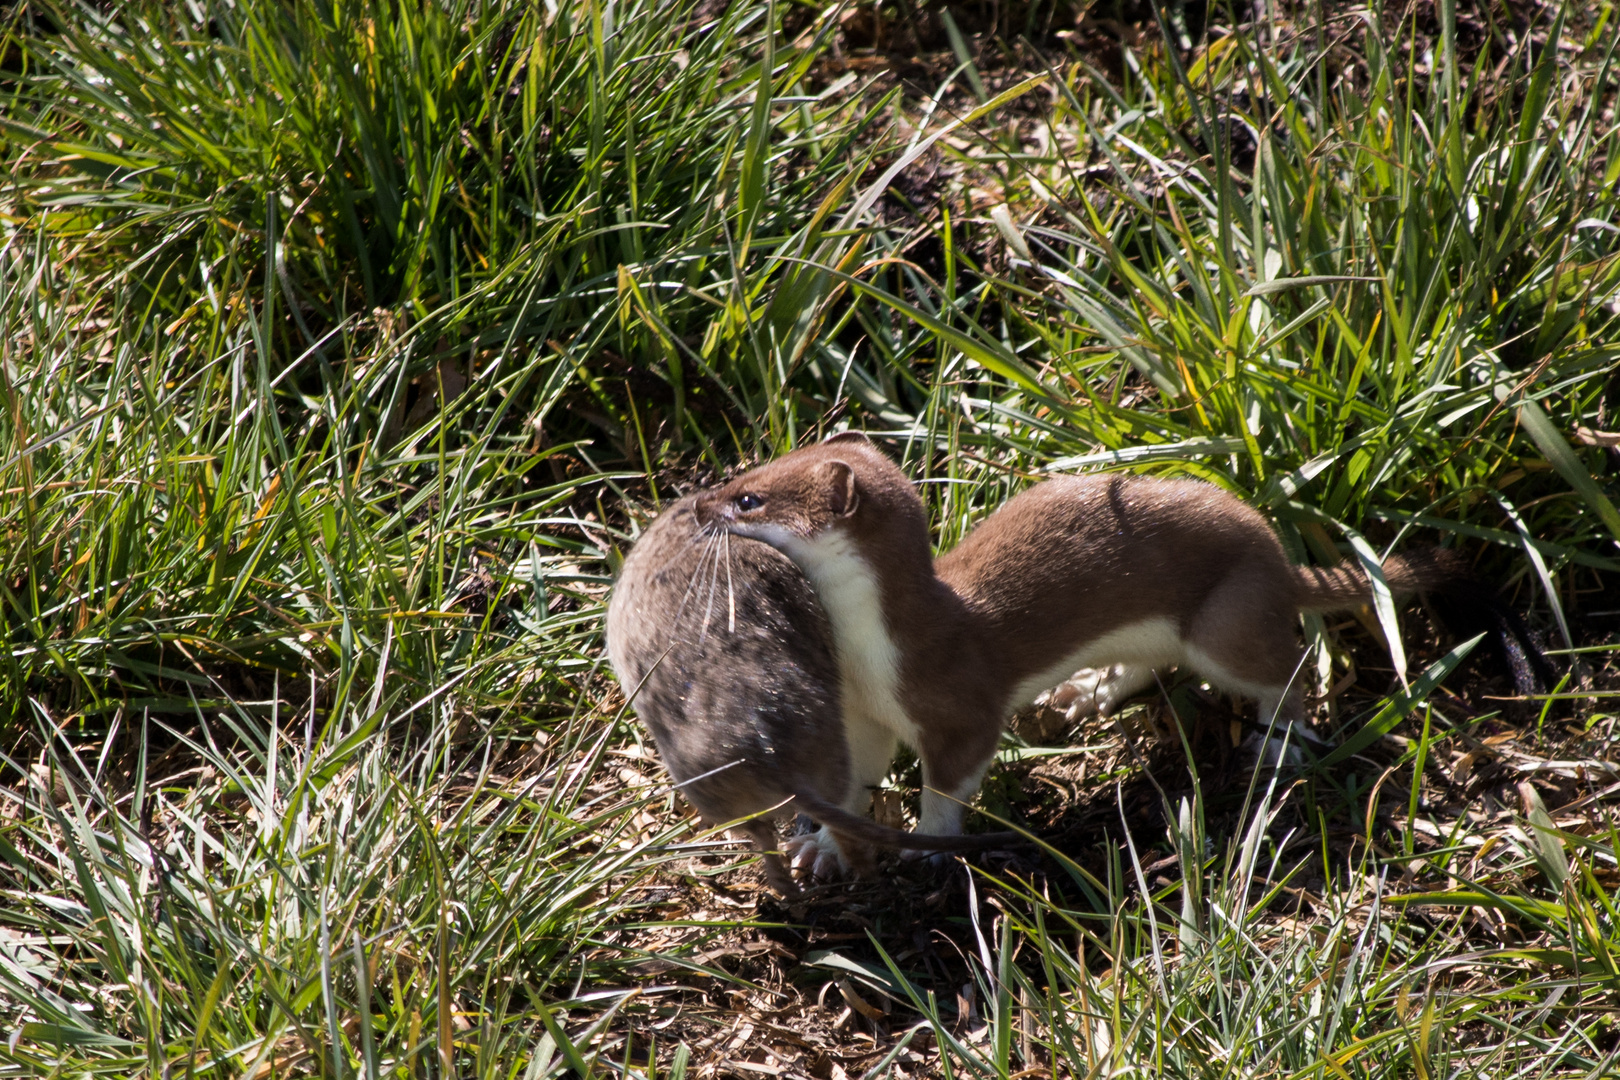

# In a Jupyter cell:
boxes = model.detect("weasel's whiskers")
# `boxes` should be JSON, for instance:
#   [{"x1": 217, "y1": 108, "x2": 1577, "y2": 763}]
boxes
[{"x1": 698, "y1": 528, "x2": 726, "y2": 636}]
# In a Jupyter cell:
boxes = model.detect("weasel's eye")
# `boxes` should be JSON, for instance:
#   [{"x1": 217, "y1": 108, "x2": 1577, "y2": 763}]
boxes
[{"x1": 735, "y1": 493, "x2": 764, "y2": 512}]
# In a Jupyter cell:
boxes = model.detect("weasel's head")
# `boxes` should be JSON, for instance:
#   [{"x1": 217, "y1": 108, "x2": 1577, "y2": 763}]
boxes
[{"x1": 694, "y1": 431, "x2": 930, "y2": 565}]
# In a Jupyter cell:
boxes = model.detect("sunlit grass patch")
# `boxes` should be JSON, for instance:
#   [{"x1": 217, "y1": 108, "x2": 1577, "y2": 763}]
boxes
[
  {"x1": 838, "y1": 0, "x2": 1618, "y2": 710},
  {"x1": 0, "y1": 0, "x2": 888, "y2": 725},
  {"x1": 1, "y1": 689, "x2": 713, "y2": 1076},
  {"x1": 886, "y1": 759, "x2": 1620, "y2": 1078}
]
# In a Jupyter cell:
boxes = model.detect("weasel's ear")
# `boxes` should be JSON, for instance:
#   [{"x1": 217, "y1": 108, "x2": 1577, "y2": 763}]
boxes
[
  {"x1": 816, "y1": 460, "x2": 859, "y2": 517},
  {"x1": 821, "y1": 430, "x2": 872, "y2": 448}
]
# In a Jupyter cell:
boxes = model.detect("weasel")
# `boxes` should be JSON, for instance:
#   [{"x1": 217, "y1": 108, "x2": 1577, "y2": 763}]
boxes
[
  {"x1": 693, "y1": 432, "x2": 1529, "y2": 840},
  {"x1": 605, "y1": 490, "x2": 1015, "y2": 894}
]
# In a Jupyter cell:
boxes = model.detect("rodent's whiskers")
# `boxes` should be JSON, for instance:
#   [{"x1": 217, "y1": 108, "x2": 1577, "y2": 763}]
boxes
[
  {"x1": 672, "y1": 525, "x2": 721, "y2": 630},
  {"x1": 698, "y1": 523, "x2": 722, "y2": 643},
  {"x1": 723, "y1": 530, "x2": 738, "y2": 633}
]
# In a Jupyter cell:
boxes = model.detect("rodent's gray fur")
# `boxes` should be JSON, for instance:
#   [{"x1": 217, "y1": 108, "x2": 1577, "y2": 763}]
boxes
[{"x1": 605, "y1": 492, "x2": 1012, "y2": 894}]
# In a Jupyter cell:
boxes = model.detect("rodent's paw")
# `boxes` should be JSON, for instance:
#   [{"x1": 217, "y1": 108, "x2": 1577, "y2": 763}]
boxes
[
  {"x1": 900, "y1": 848, "x2": 959, "y2": 874},
  {"x1": 783, "y1": 827, "x2": 849, "y2": 881}
]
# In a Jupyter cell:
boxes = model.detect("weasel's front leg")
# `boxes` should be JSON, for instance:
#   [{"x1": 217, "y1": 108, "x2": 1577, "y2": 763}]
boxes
[
  {"x1": 912, "y1": 725, "x2": 999, "y2": 863},
  {"x1": 782, "y1": 821, "x2": 850, "y2": 880}
]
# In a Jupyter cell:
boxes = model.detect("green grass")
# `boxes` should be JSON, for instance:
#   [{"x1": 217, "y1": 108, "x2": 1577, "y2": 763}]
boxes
[
  {"x1": 2, "y1": 0, "x2": 1619, "y2": 1075},
  {"x1": 5, "y1": 701, "x2": 695, "y2": 1076},
  {"x1": 871, "y1": 769, "x2": 1620, "y2": 1077},
  {"x1": 0, "y1": 0, "x2": 897, "y2": 730}
]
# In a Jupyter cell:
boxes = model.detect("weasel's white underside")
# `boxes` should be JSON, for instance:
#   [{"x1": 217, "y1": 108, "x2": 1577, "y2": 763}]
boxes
[
  {"x1": 1006, "y1": 616, "x2": 1185, "y2": 711},
  {"x1": 748, "y1": 525, "x2": 921, "y2": 750},
  {"x1": 1009, "y1": 616, "x2": 1293, "y2": 720}
]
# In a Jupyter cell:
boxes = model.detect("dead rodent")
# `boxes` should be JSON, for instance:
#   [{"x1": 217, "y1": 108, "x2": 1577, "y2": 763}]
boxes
[{"x1": 604, "y1": 491, "x2": 1015, "y2": 895}]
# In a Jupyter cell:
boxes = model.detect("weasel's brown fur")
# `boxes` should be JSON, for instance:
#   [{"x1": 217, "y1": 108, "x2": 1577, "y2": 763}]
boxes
[{"x1": 695, "y1": 433, "x2": 1462, "y2": 840}]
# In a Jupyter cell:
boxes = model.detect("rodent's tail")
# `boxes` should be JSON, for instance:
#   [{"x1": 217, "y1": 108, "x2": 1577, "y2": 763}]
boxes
[
  {"x1": 1290, "y1": 547, "x2": 1554, "y2": 695},
  {"x1": 790, "y1": 789, "x2": 1019, "y2": 852},
  {"x1": 1290, "y1": 547, "x2": 1471, "y2": 613}
]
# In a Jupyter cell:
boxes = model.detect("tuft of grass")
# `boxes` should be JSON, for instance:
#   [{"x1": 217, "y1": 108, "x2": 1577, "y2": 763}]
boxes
[
  {"x1": 0, "y1": 0, "x2": 892, "y2": 728},
  {"x1": 885, "y1": 758, "x2": 1620, "y2": 1078},
  {"x1": 836, "y1": 0, "x2": 1620, "y2": 697},
  {"x1": 1, "y1": 687, "x2": 707, "y2": 1076}
]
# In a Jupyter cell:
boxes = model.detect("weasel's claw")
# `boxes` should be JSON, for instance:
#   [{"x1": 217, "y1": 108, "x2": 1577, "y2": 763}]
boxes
[{"x1": 1050, "y1": 667, "x2": 1110, "y2": 716}]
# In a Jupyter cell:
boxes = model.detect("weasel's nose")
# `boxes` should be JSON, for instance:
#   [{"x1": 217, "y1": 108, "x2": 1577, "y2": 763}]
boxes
[{"x1": 692, "y1": 490, "x2": 729, "y2": 529}]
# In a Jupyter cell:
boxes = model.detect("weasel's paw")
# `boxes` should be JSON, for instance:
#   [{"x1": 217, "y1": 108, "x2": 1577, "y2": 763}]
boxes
[
  {"x1": 1048, "y1": 667, "x2": 1112, "y2": 718},
  {"x1": 783, "y1": 827, "x2": 849, "y2": 881},
  {"x1": 1049, "y1": 665, "x2": 1141, "y2": 719}
]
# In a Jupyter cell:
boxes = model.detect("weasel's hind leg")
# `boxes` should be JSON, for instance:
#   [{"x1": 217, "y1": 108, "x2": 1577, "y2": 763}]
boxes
[
  {"x1": 1183, "y1": 572, "x2": 1315, "y2": 765},
  {"x1": 1240, "y1": 684, "x2": 1317, "y2": 766}
]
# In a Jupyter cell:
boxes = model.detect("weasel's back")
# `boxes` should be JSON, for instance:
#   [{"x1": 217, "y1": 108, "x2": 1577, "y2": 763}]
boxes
[
  {"x1": 605, "y1": 494, "x2": 850, "y2": 826},
  {"x1": 938, "y1": 473, "x2": 1292, "y2": 630}
]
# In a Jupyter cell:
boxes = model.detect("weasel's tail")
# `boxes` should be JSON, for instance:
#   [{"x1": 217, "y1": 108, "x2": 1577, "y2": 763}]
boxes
[
  {"x1": 789, "y1": 789, "x2": 1019, "y2": 853},
  {"x1": 1290, "y1": 548, "x2": 1553, "y2": 696},
  {"x1": 1290, "y1": 547, "x2": 1472, "y2": 613}
]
